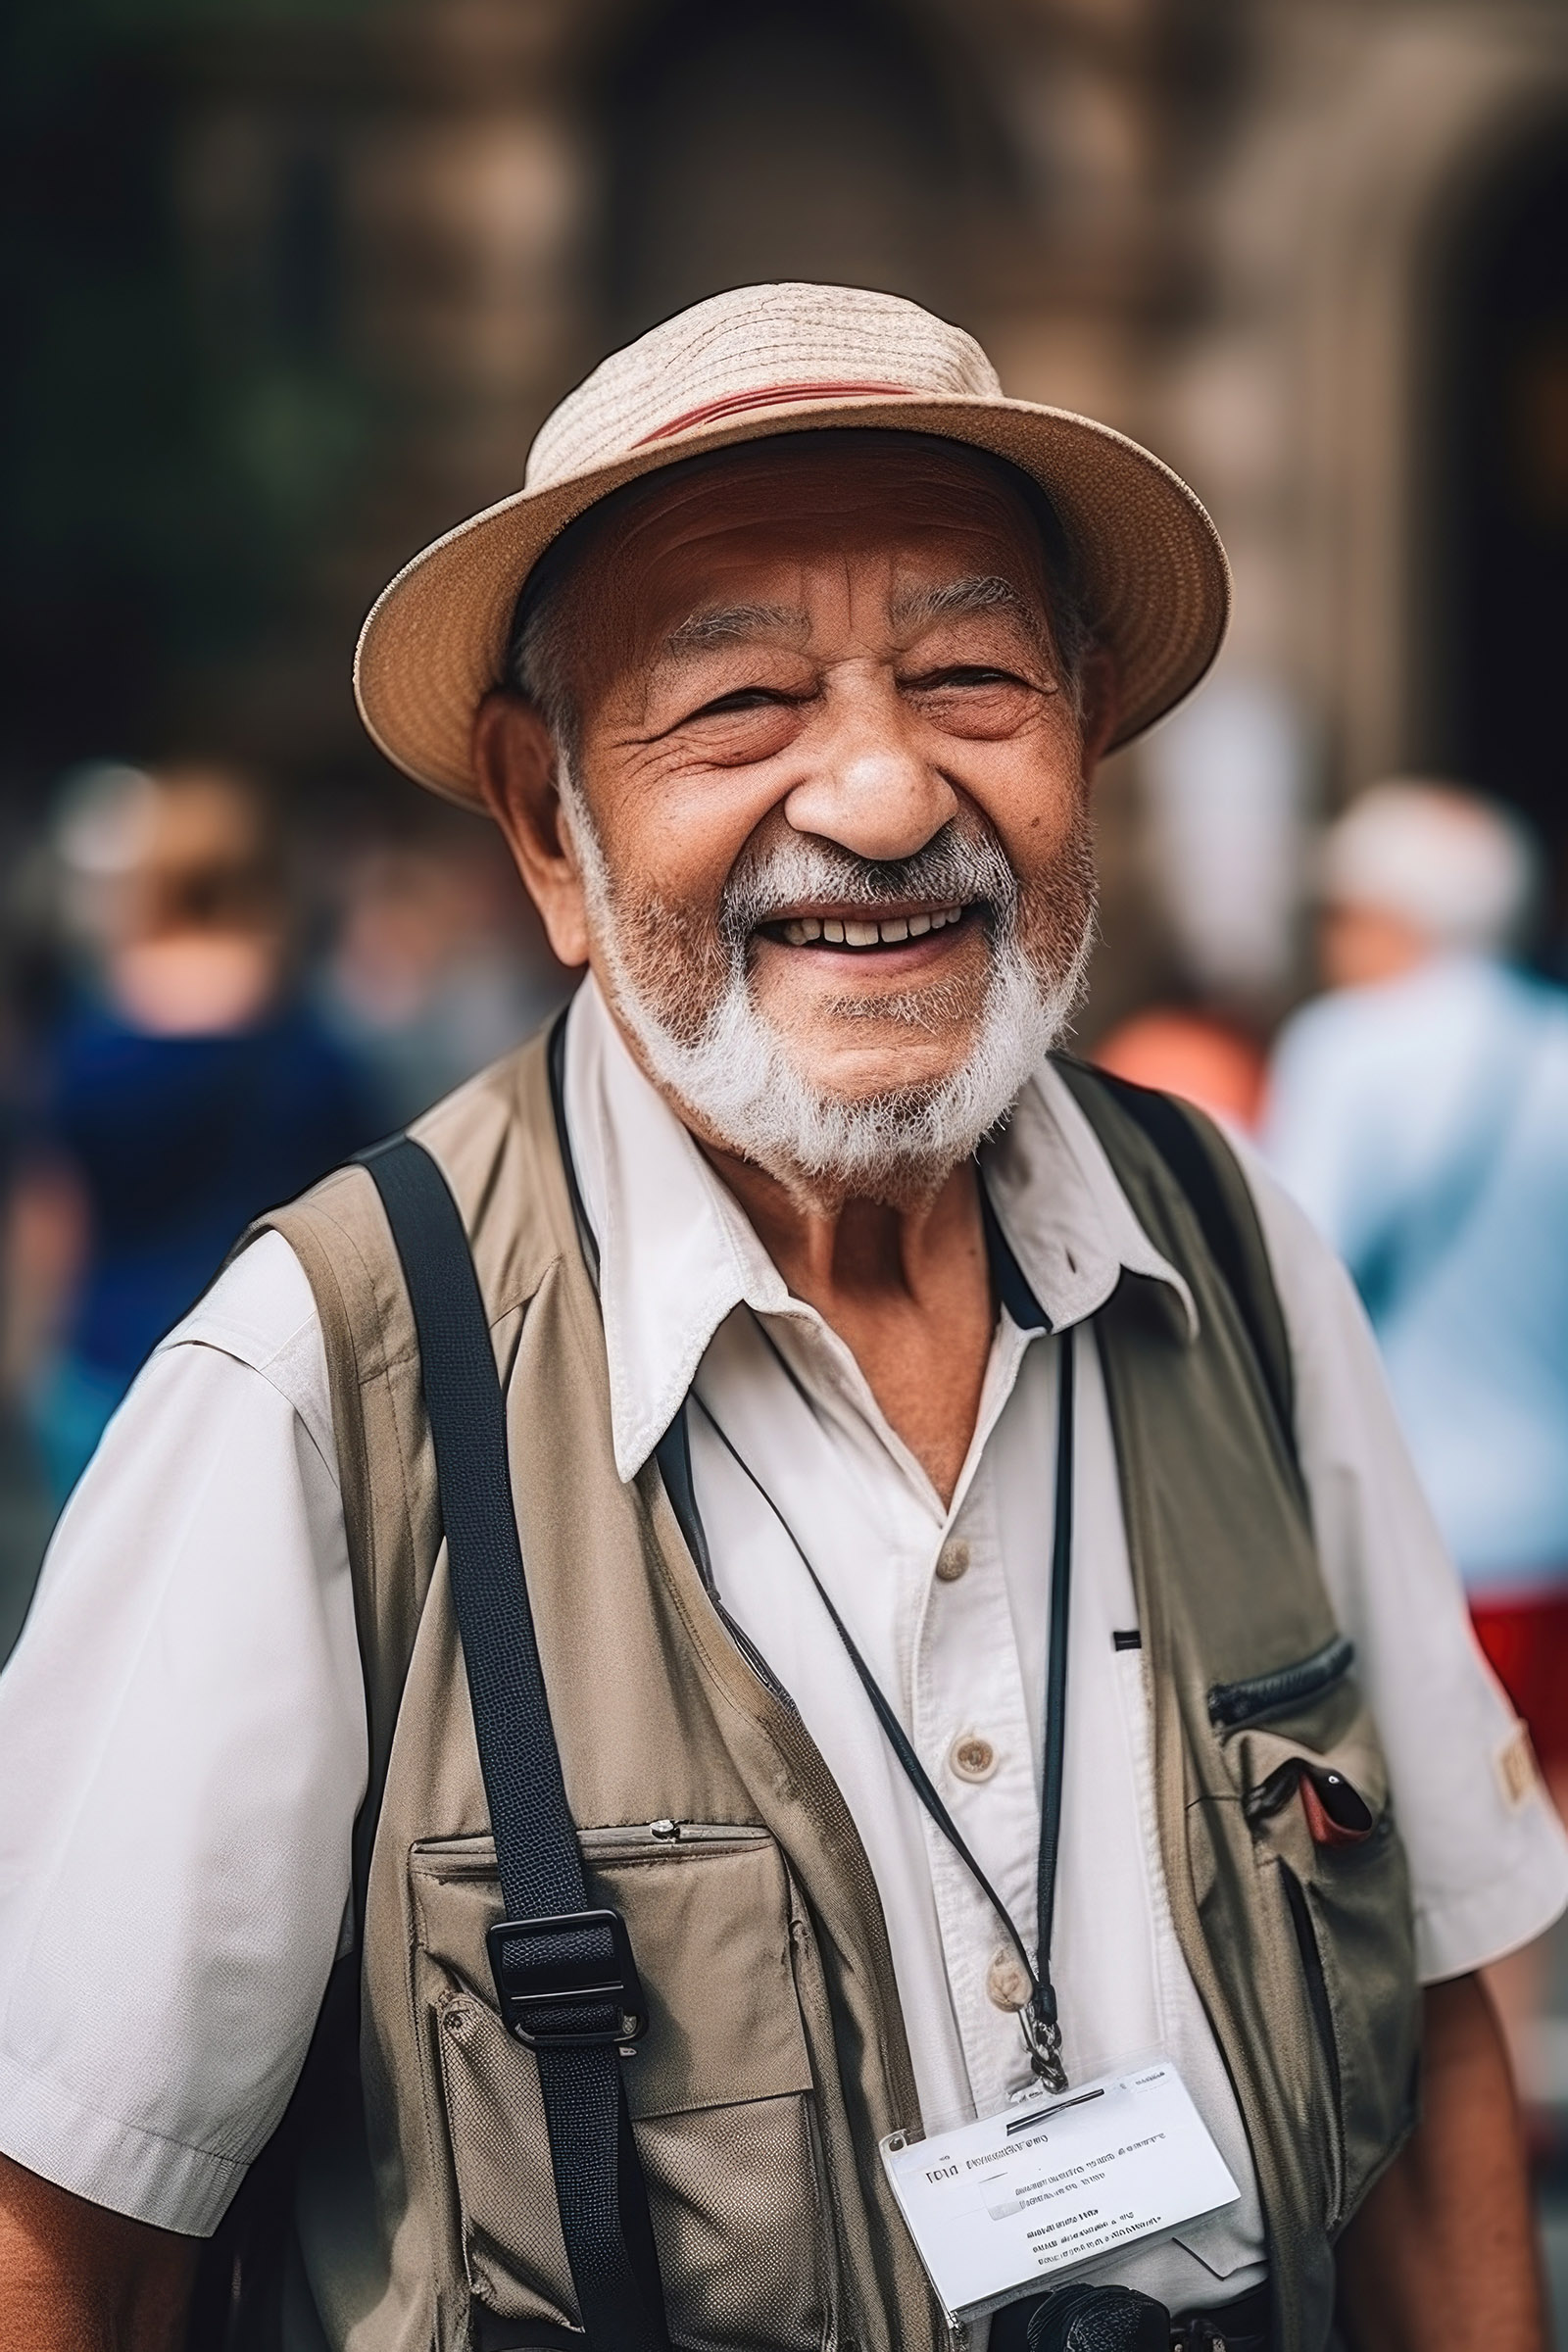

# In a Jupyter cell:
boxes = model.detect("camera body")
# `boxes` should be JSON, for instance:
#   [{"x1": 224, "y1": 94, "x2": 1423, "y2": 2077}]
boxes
[{"x1": 1025, "y1": 2281, "x2": 1171, "y2": 2352}]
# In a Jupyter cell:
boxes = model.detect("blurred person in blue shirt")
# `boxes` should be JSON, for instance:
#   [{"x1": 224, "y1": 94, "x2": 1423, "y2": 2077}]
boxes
[
  {"x1": 0, "y1": 1105, "x2": 56, "y2": 1665},
  {"x1": 33, "y1": 762, "x2": 377, "y2": 1497},
  {"x1": 1263, "y1": 779, "x2": 1568, "y2": 1832}
]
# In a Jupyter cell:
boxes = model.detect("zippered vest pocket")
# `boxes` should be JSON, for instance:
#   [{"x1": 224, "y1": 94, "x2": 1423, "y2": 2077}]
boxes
[{"x1": 411, "y1": 1823, "x2": 843, "y2": 2351}]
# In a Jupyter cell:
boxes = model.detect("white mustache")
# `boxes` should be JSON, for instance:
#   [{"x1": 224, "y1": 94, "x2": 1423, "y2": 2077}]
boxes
[
  {"x1": 719, "y1": 824, "x2": 1019, "y2": 948},
  {"x1": 562, "y1": 758, "x2": 1092, "y2": 1202}
]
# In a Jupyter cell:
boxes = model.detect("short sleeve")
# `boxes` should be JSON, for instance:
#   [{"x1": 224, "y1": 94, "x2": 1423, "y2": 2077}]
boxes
[
  {"x1": 0, "y1": 1237, "x2": 365, "y2": 2233},
  {"x1": 1235, "y1": 1141, "x2": 1568, "y2": 1980}
]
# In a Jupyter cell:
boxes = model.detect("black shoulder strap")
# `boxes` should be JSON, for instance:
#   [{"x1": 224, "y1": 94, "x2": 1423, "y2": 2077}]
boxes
[
  {"x1": 359, "y1": 1134, "x2": 670, "y2": 2352},
  {"x1": 1066, "y1": 1062, "x2": 1298, "y2": 1478}
]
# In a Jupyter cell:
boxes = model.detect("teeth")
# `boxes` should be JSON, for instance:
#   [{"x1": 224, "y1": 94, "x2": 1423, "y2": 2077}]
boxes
[{"x1": 776, "y1": 904, "x2": 967, "y2": 948}]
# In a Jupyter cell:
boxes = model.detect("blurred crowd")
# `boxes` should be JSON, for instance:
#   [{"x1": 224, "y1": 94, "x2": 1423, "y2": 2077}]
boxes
[
  {"x1": 0, "y1": 760, "x2": 569, "y2": 1658},
  {"x1": 4, "y1": 757, "x2": 1568, "y2": 2109}
]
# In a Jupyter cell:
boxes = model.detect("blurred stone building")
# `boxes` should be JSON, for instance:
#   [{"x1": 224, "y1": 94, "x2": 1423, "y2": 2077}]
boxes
[{"x1": 41, "y1": 0, "x2": 1568, "y2": 1016}]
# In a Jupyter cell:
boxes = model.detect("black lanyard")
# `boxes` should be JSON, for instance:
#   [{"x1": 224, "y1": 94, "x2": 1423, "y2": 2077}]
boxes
[
  {"x1": 691, "y1": 1324, "x2": 1077, "y2": 2093},
  {"x1": 544, "y1": 1018, "x2": 1081, "y2": 2088}
]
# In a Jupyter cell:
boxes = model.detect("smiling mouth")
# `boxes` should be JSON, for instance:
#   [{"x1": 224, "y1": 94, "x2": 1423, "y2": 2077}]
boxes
[{"x1": 762, "y1": 903, "x2": 972, "y2": 951}]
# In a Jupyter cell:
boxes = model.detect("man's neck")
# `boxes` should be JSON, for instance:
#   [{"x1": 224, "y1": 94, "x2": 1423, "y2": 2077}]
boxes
[{"x1": 699, "y1": 1141, "x2": 996, "y2": 1505}]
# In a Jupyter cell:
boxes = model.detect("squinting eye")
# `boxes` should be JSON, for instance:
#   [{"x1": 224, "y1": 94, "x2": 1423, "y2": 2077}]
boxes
[
  {"x1": 691, "y1": 688, "x2": 795, "y2": 719},
  {"x1": 913, "y1": 666, "x2": 1029, "y2": 690}
]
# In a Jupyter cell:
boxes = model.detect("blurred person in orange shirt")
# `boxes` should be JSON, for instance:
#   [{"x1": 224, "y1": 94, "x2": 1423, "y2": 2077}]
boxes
[
  {"x1": 1094, "y1": 1001, "x2": 1266, "y2": 1131},
  {"x1": 31, "y1": 762, "x2": 377, "y2": 1495}
]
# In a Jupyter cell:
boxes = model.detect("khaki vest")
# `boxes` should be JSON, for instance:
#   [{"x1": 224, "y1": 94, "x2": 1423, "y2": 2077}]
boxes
[{"x1": 259, "y1": 1034, "x2": 1418, "y2": 2352}]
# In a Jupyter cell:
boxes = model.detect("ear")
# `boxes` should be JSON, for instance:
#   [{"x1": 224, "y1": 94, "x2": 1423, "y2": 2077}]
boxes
[
  {"x1": 1076, "y1": 646, "x2": 1120, "y2": 786},
  {"x1": 471, "y1": 691, "x2": 589, "y2": 966}
]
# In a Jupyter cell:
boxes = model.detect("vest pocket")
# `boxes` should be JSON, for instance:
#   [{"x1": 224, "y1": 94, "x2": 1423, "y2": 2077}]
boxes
[
  {"x1": 1219, "y1": 1687, "x2": 1420, "y2": 2231},
  {"x1": 411, "y1": 1826, "x2": 842, "y2": 2352}
]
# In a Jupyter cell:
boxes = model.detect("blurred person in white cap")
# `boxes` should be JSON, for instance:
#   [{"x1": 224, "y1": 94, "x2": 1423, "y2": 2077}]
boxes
[
  {"x1": 1264, "y1": 781, "x2": 1568, "y2": 2035},
  {"x1": 0, "y1": 288, "x2": 1560, "y2": 2352}
]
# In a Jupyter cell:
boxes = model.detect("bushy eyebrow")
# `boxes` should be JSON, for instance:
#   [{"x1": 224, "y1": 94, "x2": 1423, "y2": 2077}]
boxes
[
  {"x1": 662, "y1": 603, "x2": 809, "y2": 658},
  {"x1": 890, "y1": 573, "x2": 1047, "y2": 643}
]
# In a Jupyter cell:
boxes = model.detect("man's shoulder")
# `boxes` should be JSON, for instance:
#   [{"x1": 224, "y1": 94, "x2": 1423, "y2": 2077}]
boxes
[
  {"x1": 165, "y1": 1230, "x2": 319, "y2": 1373},
  {"x1": 1220, "y1": 1123, "x2": 1347, "y2": 1298},
  {"x1": 1047, "y1": 1054, "x2": 1290, "y2": 1281},
  {"x1": 240, "y1": 1020, "x2": 572, "y2": 1437},
  {"x1": 1269, "y1": 981, "x2": 1416, "y2": 1095},
  {"x1": 1276, "y1": 960, "x2": 1566, "y2": 1086},
  {"x1": 258, "y1": 1020, "x2": 560, "y2": 1266},
  {"x1": 161, "y1": 1233, "x2": 334, "y2": 1471}
]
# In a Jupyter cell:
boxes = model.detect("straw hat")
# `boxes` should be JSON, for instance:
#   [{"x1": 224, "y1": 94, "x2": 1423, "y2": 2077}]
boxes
[{"x1": 355, "y1": 282, "x2": 1230, "y2": 809}]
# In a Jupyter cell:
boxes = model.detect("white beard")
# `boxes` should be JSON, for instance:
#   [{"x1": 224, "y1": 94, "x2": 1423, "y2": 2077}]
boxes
[{"x1": 563, "y1": 775, "x2": 1094, "y2": 1202}]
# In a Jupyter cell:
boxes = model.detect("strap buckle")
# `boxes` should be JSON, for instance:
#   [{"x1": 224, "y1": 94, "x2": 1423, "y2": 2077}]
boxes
[{"x1": 486, "y1": 1907, "x2": 649, "y2": 2050}]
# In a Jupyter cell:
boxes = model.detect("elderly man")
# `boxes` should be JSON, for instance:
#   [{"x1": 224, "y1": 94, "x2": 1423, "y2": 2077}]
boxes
[{"x1": 0, "y1": 286, "x2": 1562, "y2": 2352}]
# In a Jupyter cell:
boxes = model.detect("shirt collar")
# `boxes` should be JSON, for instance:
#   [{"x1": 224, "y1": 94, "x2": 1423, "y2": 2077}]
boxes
[
  {"x1": 981, "y1": 1060, "x2": 1198, "y2": 1344},
  {"x1": 564, "y1": 977, "x2": 1196, "y2": 1483}
]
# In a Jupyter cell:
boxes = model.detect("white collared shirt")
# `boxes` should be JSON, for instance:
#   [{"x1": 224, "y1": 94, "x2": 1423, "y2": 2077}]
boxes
[{"x1": 0, "y1": 978, "x2": 1563, "y2": 2305}]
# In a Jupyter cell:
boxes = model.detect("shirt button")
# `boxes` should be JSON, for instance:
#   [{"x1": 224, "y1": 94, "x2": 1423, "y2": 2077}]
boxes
[
  {"x1": 935, "y1": 1540, "x2": 970, "y2": 1584},
  {"x1": 987, "y1": 1948, "x2": 1032, "y2": 2012},
  {"x1": 951, "y1": 1733, "x2": 997, "y2": 1783}
]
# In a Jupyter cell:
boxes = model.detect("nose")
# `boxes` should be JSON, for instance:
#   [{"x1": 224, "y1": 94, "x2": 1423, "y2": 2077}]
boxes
[{"x1": 781, "y1": 672, "x2": 957, "y2": 864}]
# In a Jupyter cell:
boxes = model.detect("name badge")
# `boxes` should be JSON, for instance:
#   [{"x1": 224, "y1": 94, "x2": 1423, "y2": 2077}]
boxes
[{"x1": 880, "y1": 2058, "x2": 1240, "y2": 2325}]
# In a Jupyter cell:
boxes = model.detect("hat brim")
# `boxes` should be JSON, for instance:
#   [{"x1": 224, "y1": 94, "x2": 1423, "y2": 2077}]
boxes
[{"x1": 354, "y1": 391, "x2": 1230, "y2": 808}]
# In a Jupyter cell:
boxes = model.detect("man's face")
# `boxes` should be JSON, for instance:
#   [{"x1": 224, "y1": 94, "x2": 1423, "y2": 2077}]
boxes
[{"x1": 485, "y1": 436, "x2": 1111, "y2": 1197}]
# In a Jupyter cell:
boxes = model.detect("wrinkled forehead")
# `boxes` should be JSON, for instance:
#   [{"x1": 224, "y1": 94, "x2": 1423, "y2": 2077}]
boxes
[{"x1": 514, "y1": 430, "x2": 1061, "y2": 667}]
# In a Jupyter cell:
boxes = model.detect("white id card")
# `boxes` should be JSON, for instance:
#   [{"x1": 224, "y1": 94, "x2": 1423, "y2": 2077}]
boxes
[{"x1": 880, "y1": 2058, "x2": 1240, "y2": 2325}]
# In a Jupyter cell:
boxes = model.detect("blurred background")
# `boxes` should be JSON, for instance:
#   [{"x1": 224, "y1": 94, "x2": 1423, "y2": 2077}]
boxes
[{"x1": 3, "y1": 0, "x2": 1568, "y2": 2306}]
